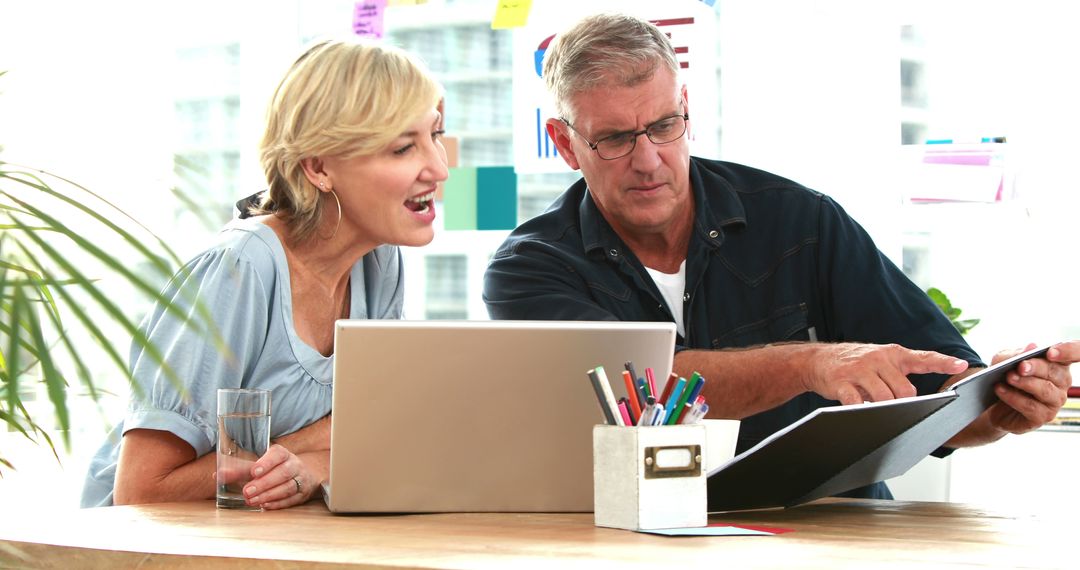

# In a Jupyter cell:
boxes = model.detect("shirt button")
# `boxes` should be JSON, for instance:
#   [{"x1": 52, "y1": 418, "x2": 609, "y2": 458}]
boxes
[
  {"x1": 708, "y1": 230, "x2": 719, "y2": 238},
  {"x1": 609, "y1": 248, "x2": 619, "y2": 257},
  {"x1": 683, "y1": 292, "x2": 690, "y2": 302}
]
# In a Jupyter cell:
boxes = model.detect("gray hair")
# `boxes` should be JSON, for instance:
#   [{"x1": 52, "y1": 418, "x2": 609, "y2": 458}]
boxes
[{"x1": 542, "y1": 13, "x2": 680, "y2": 122}]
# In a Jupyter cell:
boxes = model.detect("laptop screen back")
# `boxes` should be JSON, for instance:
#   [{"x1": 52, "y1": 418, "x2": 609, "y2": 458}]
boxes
[{"x1": 326, "y1": 319, "x2": 676, "y2": 513}]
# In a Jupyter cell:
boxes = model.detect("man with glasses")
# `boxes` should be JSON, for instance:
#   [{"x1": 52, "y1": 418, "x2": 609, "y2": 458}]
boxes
[{"x1": 483, "y1": 13, "x2": 1077, "y2": 500}]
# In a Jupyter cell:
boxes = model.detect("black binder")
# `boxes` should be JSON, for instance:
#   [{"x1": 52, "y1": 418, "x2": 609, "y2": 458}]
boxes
[{"x1": 706, "y1": 345, "x2": 1051, "y2": 512}]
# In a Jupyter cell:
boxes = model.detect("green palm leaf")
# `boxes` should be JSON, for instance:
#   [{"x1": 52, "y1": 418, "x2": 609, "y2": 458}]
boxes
[{"x1": 1, "y1": 161, "x2": 222, "y2": 473}]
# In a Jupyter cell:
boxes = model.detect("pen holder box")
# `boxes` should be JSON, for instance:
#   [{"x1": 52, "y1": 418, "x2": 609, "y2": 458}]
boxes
[{"x1": 592, "y1": 424, "x2": 707, "y2": 530}]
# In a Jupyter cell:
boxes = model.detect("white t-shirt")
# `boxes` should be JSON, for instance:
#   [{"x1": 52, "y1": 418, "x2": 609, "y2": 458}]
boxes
[{"x1": 644, "y1": 260, "x2": 687, "y2": 338}]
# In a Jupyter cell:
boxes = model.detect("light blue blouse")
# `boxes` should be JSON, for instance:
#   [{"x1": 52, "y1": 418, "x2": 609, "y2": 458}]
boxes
[{"x1": 80, "y1": 218, "x2": 403, "y2": 507}]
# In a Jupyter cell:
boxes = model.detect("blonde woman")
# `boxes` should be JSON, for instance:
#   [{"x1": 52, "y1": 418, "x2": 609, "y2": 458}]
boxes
[{"x1": 82, "y1": 39, "x2": 447, "y2": 510}]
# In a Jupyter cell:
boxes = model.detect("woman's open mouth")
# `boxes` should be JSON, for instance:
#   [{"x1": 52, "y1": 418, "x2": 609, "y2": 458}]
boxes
[{"x1": 405, "y1": 191, "x2": 435, "y2": 214}]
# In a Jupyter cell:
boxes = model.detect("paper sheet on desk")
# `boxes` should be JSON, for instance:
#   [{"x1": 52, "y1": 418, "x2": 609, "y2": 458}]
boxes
[{"x1": 637, "y1": 523, "x2": 793, "y2": 537}]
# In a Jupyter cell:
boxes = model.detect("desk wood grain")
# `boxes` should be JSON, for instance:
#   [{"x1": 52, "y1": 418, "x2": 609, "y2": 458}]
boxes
[{"x1": 0, "y1": 499, "x2": 1071, "y2": 569}]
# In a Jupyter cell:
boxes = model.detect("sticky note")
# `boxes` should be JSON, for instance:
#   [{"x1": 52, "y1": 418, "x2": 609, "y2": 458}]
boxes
[
  {"x1": 491, "y1": 0, "x2": 532, "y2": 30},
  {"x1": 353, "y1": 0, "x2": 387, "y2": 39},
  {"x1": 443, "y1": 166, "x2": 517, "y2": 231}
]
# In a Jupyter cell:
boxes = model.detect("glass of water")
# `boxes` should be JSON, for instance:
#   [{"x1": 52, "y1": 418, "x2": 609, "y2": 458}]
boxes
[{"x1": 216, "y1": 388, "x2": 271, "y2": 510}]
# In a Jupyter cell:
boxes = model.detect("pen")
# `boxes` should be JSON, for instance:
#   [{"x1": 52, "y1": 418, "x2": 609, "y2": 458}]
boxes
[
  {"x1": 645, "y1": 368, "x2": 658, "y2": 400},
  {"x1": 682, "y1": 397, "x2": 709, "y2": 424},
  {"x1": 617, "y1": 399, "x2": 633, "y2": 427},
  {"x1": 652, "y1": 402, "x2": 667, "y2": 425},
  {"x1": 666, "y1": 372, "x2": 700, "y2": 425},
  {"x1": 586, "y1": 368, "x2": 617, "y2": 425},
  {"x1": 638, "y1": 395, "x2": 658, "y2": 426},
  {"x1": 663, "y1": 377, "x2": 686, "y2": 425},
  {"x1": 674, "y1": 374, "x2": 706, "y2": 424},
  {"x1": 621, "y1": 370, "x2": 642, "y2": 423},
  {"x1": 593, "y1": 366, "x2": 624, "y2": 426}
]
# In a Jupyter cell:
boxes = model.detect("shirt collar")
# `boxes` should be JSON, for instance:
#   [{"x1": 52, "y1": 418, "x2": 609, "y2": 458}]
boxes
[
  {"x1": 688, "y1": 156, "x2": 746, "y2": 247},
  {"x1": 576, "y1": 157, "x2": 747, "y2": 256}
]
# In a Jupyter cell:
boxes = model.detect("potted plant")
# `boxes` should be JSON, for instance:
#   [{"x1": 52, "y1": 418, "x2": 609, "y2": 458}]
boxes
[
  {"x1": 0, "y1": 158, "x2": 218, "y2": 473},
  {"x1": 925, "y1": 287, "x2": 980, "y2": 336}
]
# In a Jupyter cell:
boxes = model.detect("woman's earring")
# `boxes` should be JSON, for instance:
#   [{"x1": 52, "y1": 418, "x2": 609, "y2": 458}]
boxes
[{"x1": 327, "y1": 190, "x2": 342, "y2": 240}]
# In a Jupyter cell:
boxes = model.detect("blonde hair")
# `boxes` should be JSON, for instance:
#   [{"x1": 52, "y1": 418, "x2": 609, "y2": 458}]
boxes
[
  {"x1": 256, "y1": 39, "x2": 443, "y2": 242},
  {"x1": 543, "y1": 13, "x2": 680, "y2": 122}
]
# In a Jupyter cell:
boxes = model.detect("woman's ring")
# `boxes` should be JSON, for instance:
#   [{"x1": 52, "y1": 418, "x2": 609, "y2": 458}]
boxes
[{"x1": 293, "y1": 476, "x2": 302, "y2": 494}]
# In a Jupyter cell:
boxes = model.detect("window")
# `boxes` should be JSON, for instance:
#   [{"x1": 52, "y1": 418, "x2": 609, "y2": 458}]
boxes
[{"x1": 424, "y1": 255, "x2": 468, "y2": 320}]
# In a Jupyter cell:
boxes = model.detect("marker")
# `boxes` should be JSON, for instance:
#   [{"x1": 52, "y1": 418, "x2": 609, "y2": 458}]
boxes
[
  {"x1": 663, "y1": 377, "x2": 687, "y2": 425},
  {"x1": 624, "y1": 361, "x2": 639, "y2": 387},
  {"x1": 593, "y1": 366, "x2": 624, "y2": 426},
  {"x1": 621, "y1": 370, "x2": 642, "y2": 422},
  {"x1": 634, "y1": 377, "x2": 649, "y2": 409},
  {"x1": 676, "y1": 400, "x2": 693, "y2": 424},
  {"x1": 674, "y1": 374, "x2": 706, "y2": 424},
  {"x1": 645, "y1": 368, "x2": 658, "y2": 399},
  {"x1": 666, "y1": 373, "x2": 699, "y2": 425},
  {"x1": 658, "y1": 372, "x2": 679, "y2": 407},
  {"x1": 586, "y1": 368, "x2": 617, "y2": 425},
  {"x1": 617, "y1": 399, "x2": 633, "y2": 427}
]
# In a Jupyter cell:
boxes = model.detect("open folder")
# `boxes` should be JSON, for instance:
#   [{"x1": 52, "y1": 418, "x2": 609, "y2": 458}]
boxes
[{"x1": 706, "y1": 345, "x2": 1051, "y2": 512}]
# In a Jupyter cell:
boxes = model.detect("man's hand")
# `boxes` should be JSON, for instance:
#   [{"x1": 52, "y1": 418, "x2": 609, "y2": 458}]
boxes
[
  {"x1": 984, "y1": 341, "x2": 1077, "y2": 435},
  {"x1": 805, "y1": 343, "x2": 970, "y2": 405}
]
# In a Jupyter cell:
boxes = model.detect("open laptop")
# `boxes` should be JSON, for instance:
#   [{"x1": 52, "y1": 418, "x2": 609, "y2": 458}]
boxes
[{"x1": 323, "y1": 319, "x2": 676, "y2": 513}]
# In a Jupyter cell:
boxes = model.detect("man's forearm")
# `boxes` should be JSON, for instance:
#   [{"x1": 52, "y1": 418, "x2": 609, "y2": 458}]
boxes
[
  {"x1": 945, "y1": 414, "x2": 1007, "y2": 448},
  {"x1": 937, "y1": 368, "x2": 1008, "y2": 448},
  {"x1": 674, "y1": 344, "x2": 813, "y2": 419}
]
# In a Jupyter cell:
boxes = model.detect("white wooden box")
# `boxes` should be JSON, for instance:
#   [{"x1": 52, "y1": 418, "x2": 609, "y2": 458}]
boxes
[{"x1": 592, "y1": 424, "x2": 707, "y2": 530}]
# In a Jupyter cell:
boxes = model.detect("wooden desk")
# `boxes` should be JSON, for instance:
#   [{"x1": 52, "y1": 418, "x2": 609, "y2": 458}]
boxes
[{"x1": 0, "y1": 499, "x2": 1070, "y2": 569}]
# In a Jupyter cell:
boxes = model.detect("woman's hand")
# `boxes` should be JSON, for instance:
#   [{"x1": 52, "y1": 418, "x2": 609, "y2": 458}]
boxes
[{"x1": 242, "y1": 444, "x2": 320, "y2": 510}]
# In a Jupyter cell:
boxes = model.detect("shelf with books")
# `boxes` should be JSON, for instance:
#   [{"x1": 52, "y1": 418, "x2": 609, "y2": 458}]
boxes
[{"x1": 1047, "y1": 395, "x2": 1080, "y2": 430}]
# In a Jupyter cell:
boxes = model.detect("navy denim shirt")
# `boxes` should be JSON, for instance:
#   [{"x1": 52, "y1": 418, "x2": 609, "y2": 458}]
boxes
[{"x1": 484, "y1": 157, "x2": 982, "y2": 499}]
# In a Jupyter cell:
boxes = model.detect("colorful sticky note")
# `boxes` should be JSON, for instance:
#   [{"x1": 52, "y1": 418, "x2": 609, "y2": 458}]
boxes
[
  {"x1": 491, "y1": 0, "x2": 532, "y2": 30},
  {"x1": 353, "y1": 0, "x2": 387, "y2": 39},
  {"x1": 443, "y1": 166, "x2": 517, "y2": 231}
]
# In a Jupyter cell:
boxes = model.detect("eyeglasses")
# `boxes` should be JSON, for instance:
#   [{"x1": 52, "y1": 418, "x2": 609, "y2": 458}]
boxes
[{"x1": 559, "y1": 113, "x2": 689, "y2": 160}]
